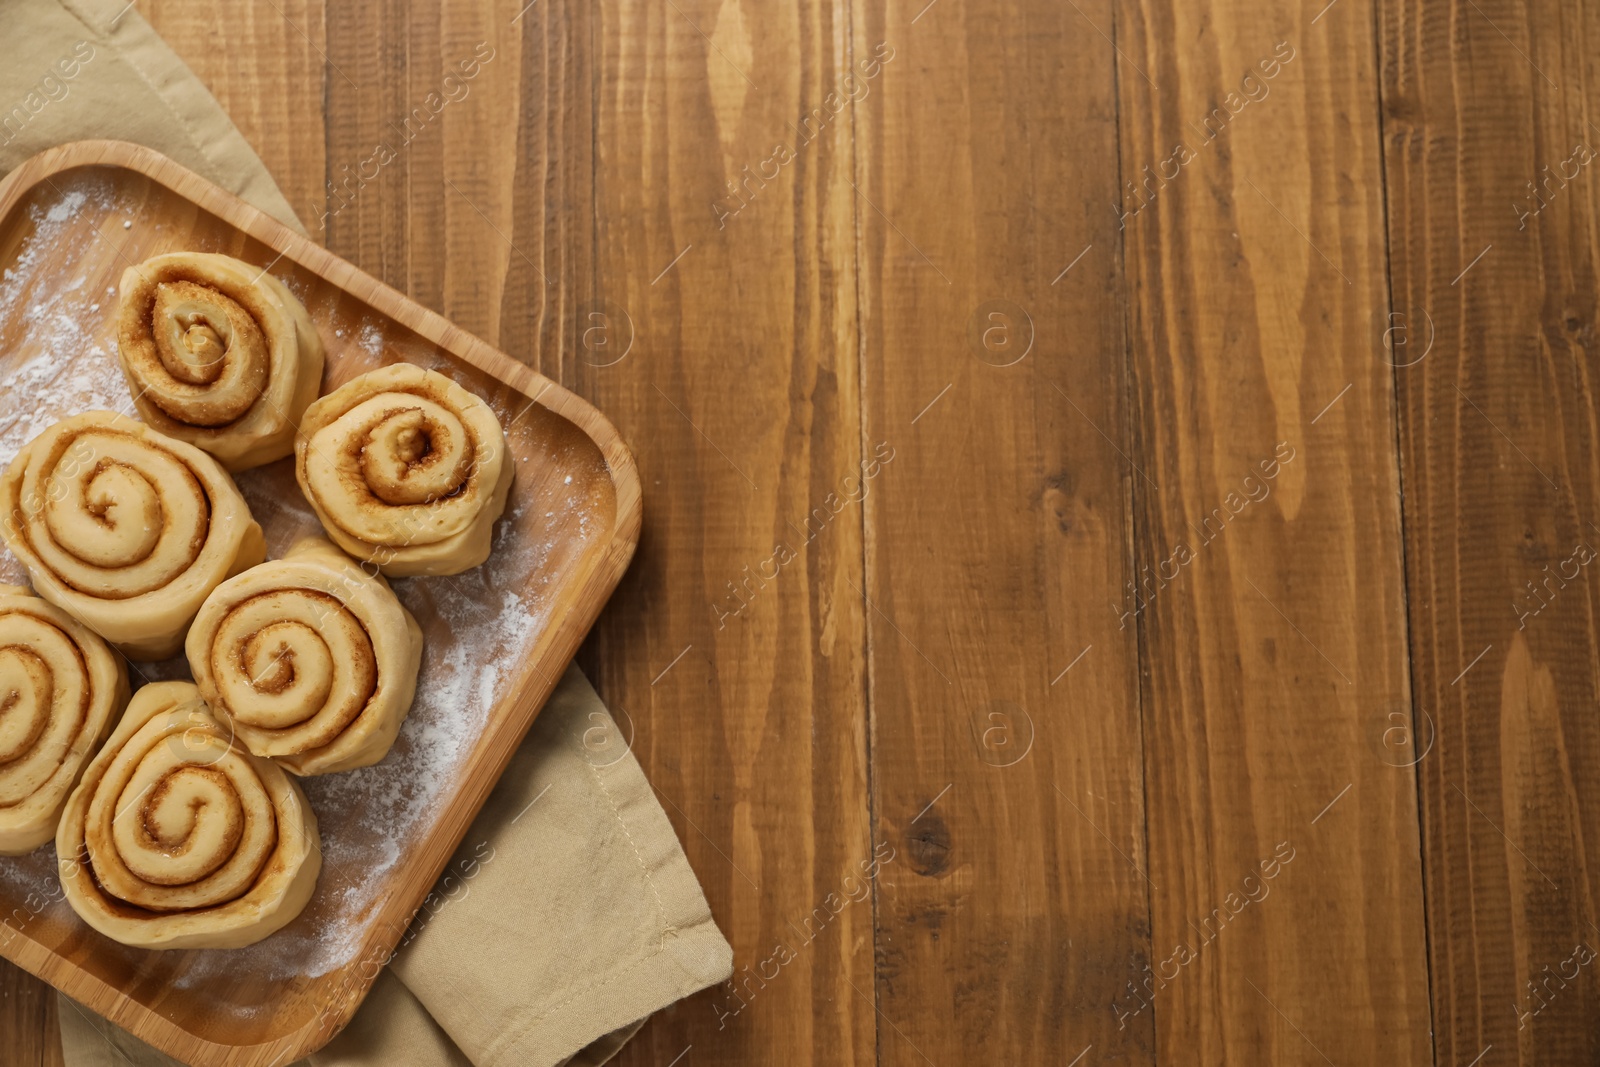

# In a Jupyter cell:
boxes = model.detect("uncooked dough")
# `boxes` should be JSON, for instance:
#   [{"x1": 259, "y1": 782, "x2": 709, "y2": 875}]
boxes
[
  {"x1": 187, "y1": 537, "x2": 424, "y2": 775},
  {"x1": 0, "y1": 586, "x2": 128, "y2": 855},
  {"x1": 117, "y1": 251, "x2": 325, "y2": 471},
  {"x1": 294, "y1": 364, "x2": 513, "y2": 576},
  {"x1": 55, "y1": 681, "x2": 321, "y2": 950},
  {"x1": 0, "y1": 411, "x2": 266, "y2": 659}
]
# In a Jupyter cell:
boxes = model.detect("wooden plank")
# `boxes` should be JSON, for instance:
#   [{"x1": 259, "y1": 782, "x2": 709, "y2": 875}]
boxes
[
  {"x1": 0, "y1": 953, "x2": 51, "y2": 1067},
  {"x1": 313, "y1": 0, "x2": 581, "y2": 385},
  {"x1": 850, "y1": 2, "x2": 1153, "y2": 1063},
  {"x1": 578, "y1": 3, "x2": 876, "y2": 1062},
  {"x1": 1113, "y1": 0, "x2": 1434, "y2": 1062},
  {"x1": 1379, "y1": 0, "x2": 1600, "y2": 1062},
  {"x1": 40, "y1": 987, "x2": 62, "y2": 1067}
]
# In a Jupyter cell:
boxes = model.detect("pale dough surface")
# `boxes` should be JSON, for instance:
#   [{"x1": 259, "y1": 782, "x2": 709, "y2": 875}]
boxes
[
  {"x1": 55, "y1": 681, "x2": 321, "y2": 950},
  {"x1": 0, "y1": 411, "x2": 266, "y2": 660},
  {"x1": 0, "y1": 586, "x2": 128, "y2": 855},
  {"x1": 117, "y1": 251, "x2": 325, "y2": 471},
  {"x1": 294, "y1": 364, "x2": 514, "y2": 577},
  {"x1": 187, "y1": 537, "x2": 424, "y2": 776}
]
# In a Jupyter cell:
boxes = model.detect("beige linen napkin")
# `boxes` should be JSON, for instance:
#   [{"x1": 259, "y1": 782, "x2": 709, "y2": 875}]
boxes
[
  {"x1": 0, "y1": 2, "x2": 732, "y2": 1065},
  {"x1": 57, "y1": 668, "x2": 729, "y2": 1067}
]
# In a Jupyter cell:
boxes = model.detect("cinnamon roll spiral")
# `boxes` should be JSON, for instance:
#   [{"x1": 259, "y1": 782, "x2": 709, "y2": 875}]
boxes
[
  {"x1": 187, "y1": 538, "x2": 424, "y2": 776},
  {"x1": 56, "y1": 681, "x2": 321, "y2": 950},
  {"x1": 0, "y1": 587, "x2": 128, "y2": 855},
  {"x1": 117, "y1": 252, "x2": 326, "y2": 471},
  {"x1": 0, "y1": 412, "x2": 267, "y2": 660},
  {"x1": 294, "y1": 365, "x2": 513, "y2": 576}
]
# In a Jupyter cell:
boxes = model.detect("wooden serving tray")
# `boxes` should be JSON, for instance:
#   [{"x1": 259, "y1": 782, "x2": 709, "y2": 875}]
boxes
[{"x1": 0, "y1": 142, "x2": 641, "y2": 1065}]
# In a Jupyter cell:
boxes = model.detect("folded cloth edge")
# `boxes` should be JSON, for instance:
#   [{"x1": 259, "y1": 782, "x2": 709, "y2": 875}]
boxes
[
  {"x1": 51, "y1": 0, "x2": 307, "y2": 233},
  {"x1": 464, "y1": 669, "x2": 734, "y2": 1067}
]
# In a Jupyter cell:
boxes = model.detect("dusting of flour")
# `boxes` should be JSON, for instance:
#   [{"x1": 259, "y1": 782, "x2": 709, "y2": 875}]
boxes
[
  {"x1": 0, "y1": 177, "x2": 591, "y2": 1000},
  {"x1": 0, "y1": 183, "x2": 136, "y2": 474}
]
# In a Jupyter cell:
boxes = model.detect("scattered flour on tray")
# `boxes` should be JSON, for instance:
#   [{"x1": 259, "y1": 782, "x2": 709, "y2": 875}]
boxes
[
  {"x1": 0, "y1": 182, "x2": 137, "y2": 468},
  {"x1": 0, "y1": 847, "x2": 60, "y2": 903},
  {"x1": 0, "y1": 178, "x2": 585, "y2": 995},
  {"x1": 358, "y1": 319, "x2": 384, "y2": 357}
]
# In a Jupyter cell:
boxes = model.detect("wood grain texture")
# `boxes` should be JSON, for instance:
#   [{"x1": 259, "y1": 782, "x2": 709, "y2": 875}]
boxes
[
  {"x1": 0, "y1": 968, "x2": 56, "y2": 1067},
  {"x1": 850, "y1": 1, "x2": 1154, "y2": 1064},
  {"x1": 1379, "y1": 0, "x2": 1600, "y2": 1063},
  {"x1": 1115, "y1": 0, "x2": 1434, "y2": 1062},
  {"x1": 3, "y1": 0, "x2": 1598, "y2": 1064},
  {"x1": 582, "y1": 2, "x2": 878, "y2": 1061}
]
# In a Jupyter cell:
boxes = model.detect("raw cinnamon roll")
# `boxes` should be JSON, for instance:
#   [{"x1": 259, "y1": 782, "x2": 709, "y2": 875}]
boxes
[
  {"x1": 56, "y1": 681, "x2": 321, "y2": 950},
  {"x1": 294, "y1": 365, "x2": 513, "y2": 576},
  {"x1": 187, "y1": 538, "x2": 424, "y2": 776},
  {"x1": 0, "y1": 412, "x2": 267, "y2": 660},
  {"x1": 117, "y1": 252, "x2": 325, "y2": 471},
  {"x1": 0, "y1": 586, "x2": 128, "y2": 855}
]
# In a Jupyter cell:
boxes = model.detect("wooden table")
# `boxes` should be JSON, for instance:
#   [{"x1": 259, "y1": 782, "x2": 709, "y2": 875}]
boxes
[{"x1": 5, "y1": 1, "x2": 1599, "y2": 1064}]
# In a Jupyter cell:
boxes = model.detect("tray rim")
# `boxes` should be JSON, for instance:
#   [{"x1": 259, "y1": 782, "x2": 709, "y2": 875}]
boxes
[{"x1": 0, "y1": 139, "x2": 643, "y2": 1066}]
